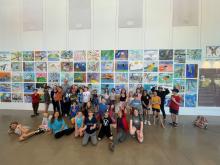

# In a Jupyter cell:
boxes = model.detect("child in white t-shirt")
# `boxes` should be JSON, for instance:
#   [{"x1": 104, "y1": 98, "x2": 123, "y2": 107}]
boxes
[{"x1": 39, "y1": 112, "x2": 51, "y2": 131}]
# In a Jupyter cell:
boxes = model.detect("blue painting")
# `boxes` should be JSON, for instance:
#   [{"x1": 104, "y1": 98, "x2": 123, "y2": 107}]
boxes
[
  {"x1": 186, "y1": 64, "x2": 198, "y2": 78},
  {"x1": 115, "y1": 50, "x2": 128, "y2": 60},
  {"x1": 185, "y1": 93, "x2": 197, "y2": 107},
  {"x1": 115, "y1": 61, "x2": 128, "y2": 72}
]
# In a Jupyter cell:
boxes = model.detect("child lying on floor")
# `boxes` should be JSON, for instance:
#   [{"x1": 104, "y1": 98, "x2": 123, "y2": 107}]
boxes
[
  {"x1": 8, "y1": 121, "x2": 45, "y2": 141},
  {"x1": 193, "y1": 116, "x2": 208, "y2": 129}
]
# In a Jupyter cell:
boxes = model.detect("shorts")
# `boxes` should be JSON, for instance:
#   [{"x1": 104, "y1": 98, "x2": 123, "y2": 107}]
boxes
[
  {"x1": 143, "y1": 106, "x2": 150, "y2": 111},
  {"x1": 170, "y1": 108, "x2": 179, "y2": 115},
  {"x1": 152, "y1": 108, "x2": 160, "y2": 113}
]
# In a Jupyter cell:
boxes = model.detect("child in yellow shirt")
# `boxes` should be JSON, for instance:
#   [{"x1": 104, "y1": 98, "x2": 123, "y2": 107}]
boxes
[{"x1": 151, "y1": 91, "x2": 165, "y2": 128}]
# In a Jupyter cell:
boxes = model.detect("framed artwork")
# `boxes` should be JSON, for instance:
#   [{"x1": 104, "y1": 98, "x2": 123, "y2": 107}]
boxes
[
  {"x1": 48, "y1": 73, "x2": 60, "y2": 82},
  {"x1": 101, "y1": 73, "x2": 114, "y2": 83},
  {"x1": 174, "y1": 49, "x2": 186, "y2": 63},
  {"x1": 11, "y1": 51, "x2": 22, "y2": 61},
  {"x1": 74, "y1": 50, "x2": 86, "y2": 61},
  {"x1": 0, "y1": 83, "x2": 11, "y2": 92},
  {"x1": 173, "y1": 79, "x2": 185, "y2": 93},
  {"x1": 174, "y1": 64, "x2": 185, "y2": 78},
  {"x1": 144, "y1": 61, "x2": 158, "y2": 72},
  {"x1": 12, "y1": 72, "x2": 22, "y2": 82},
  {"x1": 60, "y1": 50, "x2": 73, "y2": 60},
  {"x1": 206, "y1": 46, "x2": 220, "y2": 60},
  {"x1": 61, "y1": 62, "x2": 74, "y2": 72},
  {"x1": 115, "y1": 50, "x2": 128, "y2": 60},
  {"x1": 74, "y1": 73, "x2": 86, "y2": 83},
  {"x1": 35, "y1": 51, "x2": 47, "y2": 61},
  {"x1": 101, "y1": 50, "x2": 114, "y2": 60},
  {"x1": 24, "y1": 83, "x2": 35, "y2": 93},
  {"x1": 115, "y1": 61, "x2": 128, "y2": 72},
  {"x1": 144, "y1": 50, "x2": 159, "y2": 61},
  {"x1": 115, "y1": 73, "x2": 128, "y2": 83},
  {"x1": 47, "y1": 51, "x2": 60, "y2": 61},
  {"x1": 12, "y1": 93, "x2": 23, "y2": 102},
  {"x1": 129, "y1": 61, "x2": 143, "y2": 72},
  {"x1": 143, "y1": 73, "x2": 158, "y2": 84},
  {"x1": 87, "y1": 50, "x2": 100, "y2": 61},
  {"x1": 159, "y1": 61, "x2": 173, "y2": 72},
  {"x1": 128, "y1": 50, "x2": 143, "y2": 61},
  {"x1": 48, "y1": 62, "x2": 60, "y2": 72},
  {"x1": 36, "y1": 73, "x2": 47, "y2": 82},
  {"x1": 23, "y1": 51, "x2": 34, "y2": 61},
  {"x1": 35, "y1": 62, "x2": 47, "y2": 72},
  {"x1": 159, "y1": 73, "x2": 173, "y2": 85},
  {"x1": 87, "y1": 61, "x2": 100, "y2": 72},
  {"x1": 0, "y1": 51, "x2": 11, "y2": 61},
  {"x1": 23, "y1": 72, "x2": 35, "y2": 82},
  {"x1": 74, "y1": 62, "x2": 86, "y2": 72},
  {"x1": 87, "y1": 73, "x2": 100, "y2": 84},
  {"x1": 159, "y1": 49, "x2": 173, "y2": 60},
  {"x1": 0, "y1": 62, "x2": 11, "y2": 71},
  {"x1": 187, "y1": 49, "x2": 202, "y2": 61},
  {"x1": 0, "y1": 93, "x2": 11, "y2": 102},
  {"x1": 23, "y1": 62, "x2": 34, "y2": 72},
  {"x1": 11, "y1": 62, "x2": 22, "y2": 72},
  {"x1": 12, "y1": 83, "x2": 23, "y2": 93},
  {"x1": 101, "y1": 61, "x2": 114, "y2": 73},
  {"x1": 186, "y1": 64, "x2": 198, "y2": 78},
  {"x1": 129, "y1": 73, "x2": 143, "y2": 83}
]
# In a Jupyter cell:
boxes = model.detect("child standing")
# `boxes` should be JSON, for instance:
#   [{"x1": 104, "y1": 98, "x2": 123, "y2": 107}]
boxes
[
  {"x1": 91, "y1": 89, "x2": 99, "y2": 112},
  {"x1": 103, "y1": 88, "x2": 110, "y2": 105},
  {"x1": 97, "y1": 98, "x2": 108, "y2": 121},
  {"x1": 82, "y1": 109, "x2": 97, "y2": 146},
  {"x1": 43, "y1": 85, "x2": 50, "y2": 113},
  {"x1": 110, "y1": 88, "x2": 116, "y2": 105},
  {"x1": 62, "y1": 88, "x2": 71, "y2": 116},
  {"x1": 31, "y1": 89, "x2": 40, "y2": 117},
  {"x1": 141, "y1": 90, "x2": 151, "y2": 125},
  {"x1": 77, "y1": 88, "x2": 84, "y2": 108},
  {"x1": 98, "y1": 111, "x2": 113, "y2": 141},
  {"x1": 151, "y1": 91, "x2": 165, "y2": 128},
  {"x1": 169, "y1": 88, "x2": 181, "y2": 127}
]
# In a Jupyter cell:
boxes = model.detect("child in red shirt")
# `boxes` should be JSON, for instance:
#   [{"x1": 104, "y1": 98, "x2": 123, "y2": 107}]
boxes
[
  {"x1": 31, "y1": 89, "x2": 40, "y2": 117},
  {"x1": 169, "y1": 88, "x2": 181, "y2": 127}
]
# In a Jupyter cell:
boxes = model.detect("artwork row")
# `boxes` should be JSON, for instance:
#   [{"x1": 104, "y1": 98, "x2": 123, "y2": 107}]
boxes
[
  {"x1": 0, "y1": 83, "x2": 197, "y2": 107},
  {"x1": 0, "y1": 62, "x2": 198, "y2": 76},
  {"x1": 0, "y1": 69, "x2": 198, "y2": 84},
  {"x1": 0, "y1": 49, "x2": 204, "y2": 62}
]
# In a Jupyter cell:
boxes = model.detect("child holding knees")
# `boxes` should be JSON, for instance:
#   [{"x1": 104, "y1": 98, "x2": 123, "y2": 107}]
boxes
[
  {"x1": 130, "y1": 109, "x2": 144, "y2": 143},
  {"x1": 75, "y1": 111, "x2": 85, "y2": 137},
  {"x1": 98, "y1": 110, "x2": 114, "y2": 141}
]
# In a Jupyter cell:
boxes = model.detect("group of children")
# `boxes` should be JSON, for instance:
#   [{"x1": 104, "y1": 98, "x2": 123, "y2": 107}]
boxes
[{"x1": 9, "y1": 85, "x2": 186, "y2": 152}]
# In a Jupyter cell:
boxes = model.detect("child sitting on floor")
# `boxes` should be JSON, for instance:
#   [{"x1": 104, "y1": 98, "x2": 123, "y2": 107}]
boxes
[
  {"x1": 75, "y1": 111, "x2": 85, "y2": 137},
  {"x1": 39, "y1": 112, "x2": 52, "y2": 131}
]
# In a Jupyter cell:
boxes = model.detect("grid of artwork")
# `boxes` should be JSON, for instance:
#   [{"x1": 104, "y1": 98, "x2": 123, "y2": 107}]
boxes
[{"x1": 0, "y1": 49, "x2": 201, "y2": 107}]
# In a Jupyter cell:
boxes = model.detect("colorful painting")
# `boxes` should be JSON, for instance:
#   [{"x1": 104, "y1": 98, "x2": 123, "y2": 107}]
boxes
[
  {"x1": 101, "y1": 50, "x2": 114, "y2": 60},
  {"x1": 74, "y1": 62, "x2": 86, "y2": 72},
  {"x1": 61, "y1": 62, "x2": 73, "y2": 72},
  {"x1": 144, "y1": 61, "x2": 158, "y2": 72},
  {"x1": 186, "y1": 79, "x2": 197, "y2": 93},
  {"x1": 0, "y1": 83, "x2": 11, "y2": 92},
  {"x1": 0, "y1": 72, "x2": 11, "y2": 82},
  {"x1": 206, "y1": 46, "x2": 220, "y2": 60},
  {"x1": 0, "y1": 51, "x2": 11, "y2": 61},
  {"x1": 129, "y1": 84, "x2": 143, "y2": 92},
  {"x1": 174, "y1": 64, "x2": 185, "y2": 78},
  {"x1": 159, "y1": 73, "x2": 173, "y2": 85},
  {"x1": 179, "y1": 93, "x2": 185, "y2": 107},
  {"x1": 159, "y1": 49, "x2": 173, "y2": 60},
  {"x1": 143, "y1": 84, "x2": 157, "y2": 91},
  {"x1": 115, "y1": 73, "x2": 128, "y2": 83},
  {"x1": 48, "y1": 73, "x2": 60, "y2": 82},
  {"x1": 12, "y1": 83, "x2": 23, "y2": 93},
  {"x1": 24, "y1": 94, "x2": 32, "y2": 103},
  {"x1": 35, "y1": 62, "x2": 47, "y2": 72},
  {"x1": 144, "y1": 50, "x2": 159, "y2": 61},
  {"x1": 48, "y1": 62, "x2": 60, "y2": 72},
  {"x1": 115, "y1": 61, "x2": 128, "y2": 72},
  {"x1": 101, "y1": 84, "x2": 114, "y2": 94},
  {"x1": 87, "y1": 73, "x2": 100, "y2": 84},
  {"x1": 12, "y1": 93, "x2": 23, "y2": 102},
  {"x1": 129, "y1": 61, "x2": 143, "y2": 72},
  {"x1": 115, "y1": 50, "x2": 128, "y2": 60},
  {"x1": 36, "y1": 83, "x2": 47, "y2": 89},
  {"x1": 87, "y1": 61, "x2": 100, "y2": 72},
  {"x1": 88, "y1": 84, "x2": 101, "y2": 94},
  {"x1": 115, "y1": 84, "x2": 128, "y2": 94},
  {"x1": 101, "y1": 61, "x2": 114, "y2": 72},
  {"x1": 74, "y1": 50, "x2": 86, "y2": 61},
  {"x1": 24, "y1": 83, "x2": 35, "y2": 93},
  {"x1": 12, "y1": 72, "x2": 22, "y2": 82},
  {"x1": 35, "y1": 51, "x2": 47, "y2": 61},
  {"x1": 129, "y1": 73, "x2": 143, "y2": 83},
  {"x1": 101, "y1": 73, "x2": 114, "y2": 83},
  {"x1": 61, "y1": 73, "x2": 74, "y2": 84},
  {"x1": 159, "y1": 61, "x2": 173, "y2": 72},
  {"x1": 24, "y1": 72, "x2": 35, "y2": 82},
  {"x1": 23, "y1": 51, "x2": 34, "y2": 61},
  {"x1": 36, "y1": 73, "x2": 47, "y2": 82},
  {"x1": 173, "y1": 79, "x2": 185, "y2": 93},
  {"x1": 11, "y1": 51, "x2": 22, "y2": 61},
  {"x1": 0, "y1": 62, "x2": 11, "y2": 71},
  {"x1": 74, "y1": 73, "x2": 86, "y2": 83},
  {"x1": 187, "y1": 49, "x2": 202, "y2": 61},
  {"x1": 185, "y1": 93, "x2": 197, "y2": 107},
  {"x1": 11, "y1": 62, "x2": 22, "y2": 72},
  {"x1": 186, "y1": 64, "x2": 198, "y2": 78},
  {"x1": 174, "y1": 49, "x2": 186, "y2": 63},
  {"x1": 87, "y1": 50, "x2": 100, "y2": 61},
  {"x1": 47, "y1": 51, "x2": 60, "y2": 61},
  {"x1": 0, "y1": 93, "x2": 11, "y2": 102},
  {"x1": 128, "y1": 50, "x2": 143, "y2": 61},
  {"x1": 143, "y1": 73, "x2": 158, "y2": 84},
  {"x1": 60, "y1": 50, "x2": 73, "y2": 60},
  {"x1": 23, "y1": 62, "x2": 34, "y2": 72}
]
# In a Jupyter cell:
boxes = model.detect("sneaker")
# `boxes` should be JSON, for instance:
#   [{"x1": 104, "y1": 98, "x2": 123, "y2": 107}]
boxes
[
  {"x1": 35, "y1": 128, "x2": 45, "y2": 135},
  {"x1": 148, "y1": 121, "x2": 151, "y2": 126},
  {"x1": 31, "y1": 114, "x2": 36, "y2": 118},
  {"x1": 144, "y1": 120, "x2": 147, "y2": 125},
  {"x1": 109, "y1": 142, "x2": 115, "y2": 152}
]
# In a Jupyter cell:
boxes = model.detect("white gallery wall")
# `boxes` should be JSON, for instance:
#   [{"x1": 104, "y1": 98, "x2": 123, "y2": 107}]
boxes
[{"x1": 0, "y1": 0, "x2": 220, "y2": 115}]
